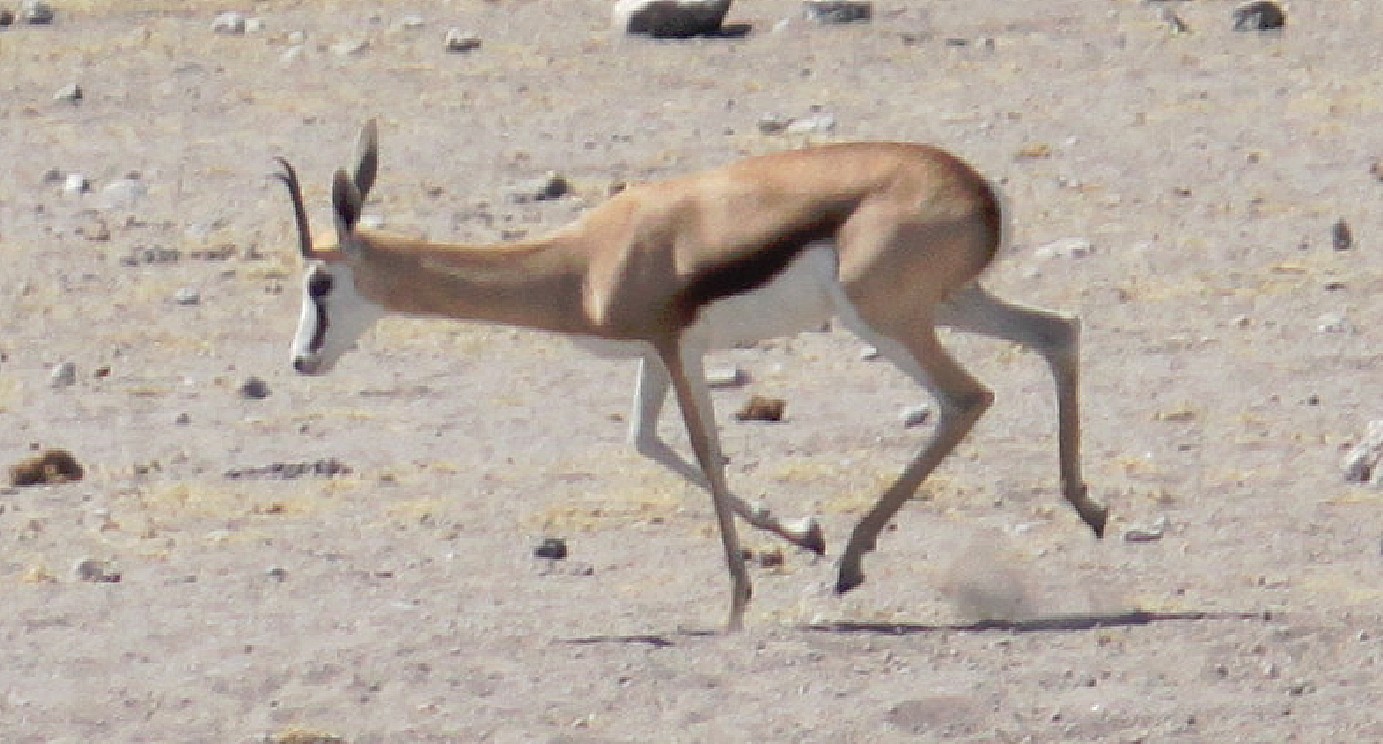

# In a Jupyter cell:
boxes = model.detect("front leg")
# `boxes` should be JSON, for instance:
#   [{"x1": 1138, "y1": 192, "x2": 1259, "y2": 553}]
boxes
[
  {"x1": 630, "y1": 354, "x2": 825, "y2": 555},
  {"x1": 653, "y1": 338, "x2": 751, "y2": 631}
]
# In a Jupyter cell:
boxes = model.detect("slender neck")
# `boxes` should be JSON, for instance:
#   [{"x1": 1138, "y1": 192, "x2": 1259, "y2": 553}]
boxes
[{"x1": 350, "y1": 229, "x2": 598, "y2": 336}]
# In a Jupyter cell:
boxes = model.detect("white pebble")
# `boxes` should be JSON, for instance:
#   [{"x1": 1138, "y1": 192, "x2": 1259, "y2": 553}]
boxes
[
  {"x1": 63, "y1": 173, "x2": 90, "y2": 195},
  {"x1": 1034, "y1": 237, "x2": 1094, "y2": 259},
  {"x1": 212, "y1": 11, "x2": 246, "y2": 34},
  {"x1": 900, "y1": 404, "x2": 931, "y2": 428},
  {"x1": 445, "y1": 28, "x2": 481, "y2": 53},
  {"x1": 50, "y1": 361, "x2": 77, "y2": 388},
  {"x1": 705, "y1": 367, "x2": 745, "y2": 388}
]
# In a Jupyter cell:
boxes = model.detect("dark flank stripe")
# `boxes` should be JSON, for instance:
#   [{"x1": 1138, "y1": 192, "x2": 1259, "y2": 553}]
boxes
[{"x1": 666, "y1": 210, "x2": 848, "y2": 327}]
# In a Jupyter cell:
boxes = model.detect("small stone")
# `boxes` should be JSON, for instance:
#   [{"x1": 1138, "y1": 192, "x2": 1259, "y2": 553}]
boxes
[
  {"x1": 239, "y1": 377, "x2": 270, "y2": 400},
  {"x1": 266, "y1": 567, "x2": 288, "y2": 581},
  {"x1": 734, "y1": 395, "x2": 786, "y2": 422},
  {"x1": 396, "y1": 14, "x2": 425, "y2": 30},
  {"x1": 211, "y1": 11, "x2": 246, "y2": 35},
  {"x1": 53, "y1": 83, "x2": 82, "y2": 102},
  {"x1": 613, "y1": 0, "x2": 732, "y2": 38},
  {"x1": 279, "y1": 45, "x2": 305, "y2": 66},
  {"x1": 8, "y1": 449, "x2": 83, "y2": 487},
  {"x1": 174, "y1": 412, "x2": 192, "y2": 425},
  {"x1": 73, "y1": 558, "x2": 121, "y2": 583},
  {"x1": 803, "y1": 1, "x2": 872, "y2": 24},
  {"x1": 50, "y1": 361, "x2": 77, "y2": 388},
  {"x1": 0, "y1": 8, "x2": 14, "y2": 26},
  {"x1": 63, "y1": 173, "x2": 90, "y2": 195},
  {"x1": 1315, "y1": 312, "x2": 1349, "y2": 334},
  {"x1": 1331, "y1": 219, "x2": 1353, "y2": 251},
  {"x1": 19, "y1": 0, "x2": 54, "y2": 25},
  {"x1": 900, "y1": 404, "x2": 932, "y2": 428},
  {"x1": 705, "y1": 366, "x2": 745, "y2": 388},
  {"x1": 859, "y1": 346, "x2": 880, "y2": 361},
  {"x1": 331, "y1": 38, "x2": 370, "y2": 57},
  {"x1": 1124, "y1": 516, "x2": 1170, "y2": 543},
  {"x1": 509, "y1": 172, "x2": 569, "y2": 203},
  {"x1": 1341, "y1": 420, "x2": 1383, "y2": 485},
  {"x1": 757, "y1": 114, "x2": 792, "y2": 135},
  {"x1": 785, "y1": 114, "x2": 836, "y2": 135},
  {"x1": 1232, "y1": 1, "x2": 1285, "y2": 31},
  {"x1": 1158, "y1": 7, "x2": 1190, "y2": 35},
  {"x1": 1034, "y1": 237, "x2": 1094, "y2": 259},
  {"x1": 444, "y1": 28, "x2": 481, "y2": 53},
  {"x1": 535, "y1": 537, "x2": 568, "y2": 560},
  {"x1": 173, "y1": 287, "x2": 201, "y2": 306}
]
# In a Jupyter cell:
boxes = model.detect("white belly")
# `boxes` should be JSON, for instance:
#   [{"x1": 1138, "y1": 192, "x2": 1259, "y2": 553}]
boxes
[{"x1": 574, "y1": 243, "x2": 841, "y2": 358}]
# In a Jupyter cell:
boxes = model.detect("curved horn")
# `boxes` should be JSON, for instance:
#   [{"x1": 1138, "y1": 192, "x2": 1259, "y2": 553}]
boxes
[{"x1": 273, "y1": 156, "x2": 314, "y2": 259}]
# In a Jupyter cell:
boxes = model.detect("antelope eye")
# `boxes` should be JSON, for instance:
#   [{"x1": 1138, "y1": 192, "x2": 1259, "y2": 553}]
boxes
[{"x1": 307, "y1": 274, "x2": 334, "y2": 298}]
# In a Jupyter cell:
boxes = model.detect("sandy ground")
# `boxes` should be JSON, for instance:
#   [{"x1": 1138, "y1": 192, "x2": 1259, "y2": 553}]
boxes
[{"x1": 1, "y1": 0, "x2": 1381, "y2": 741}]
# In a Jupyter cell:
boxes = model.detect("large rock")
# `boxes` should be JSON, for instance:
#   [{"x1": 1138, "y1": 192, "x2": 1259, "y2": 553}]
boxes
[{"x1": 613, "y1": 0, "x2": 732, "y2": 38}]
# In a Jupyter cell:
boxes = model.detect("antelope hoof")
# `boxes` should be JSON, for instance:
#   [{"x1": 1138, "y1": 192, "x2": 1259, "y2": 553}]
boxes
[
  {"x1": 1084, "y1": 503, "x2": 1109, "y2": 538},
  {"x1": 834, "y1": 563, "x2": 865, "y2": 595}
]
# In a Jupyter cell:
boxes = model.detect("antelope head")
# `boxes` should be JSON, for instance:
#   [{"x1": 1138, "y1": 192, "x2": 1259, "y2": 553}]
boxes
[{"x1": 274, "y1": 120, "x2": 385, "y2": 375}]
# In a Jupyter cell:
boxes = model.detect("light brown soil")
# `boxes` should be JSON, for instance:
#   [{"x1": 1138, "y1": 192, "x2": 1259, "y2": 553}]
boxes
[{"x1": 1, "y1": 1, "x2": 1380, "y2": 741}]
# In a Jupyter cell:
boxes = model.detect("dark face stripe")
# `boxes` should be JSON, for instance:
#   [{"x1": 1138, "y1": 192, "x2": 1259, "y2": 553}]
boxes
[{"x1": 307, "y1": 274, "x2": 333, "y2": 353}]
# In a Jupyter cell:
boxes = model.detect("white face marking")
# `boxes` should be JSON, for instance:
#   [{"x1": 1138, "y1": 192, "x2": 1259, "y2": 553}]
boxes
[{"x1": 291, "y1": 262, "x2": 385, "y2": 375}]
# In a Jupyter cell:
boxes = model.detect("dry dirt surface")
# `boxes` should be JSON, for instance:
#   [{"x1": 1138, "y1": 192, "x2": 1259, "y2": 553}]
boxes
[{"x1": 2, "y1": 1, "x2": 1381, "y2": 741}]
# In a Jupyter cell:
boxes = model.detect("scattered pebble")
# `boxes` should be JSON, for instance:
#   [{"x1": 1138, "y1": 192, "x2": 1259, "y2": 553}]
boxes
[
  {"x1": 331, "y1": 38, "x2": 370, "y2": 57},
  {"x1": 1034, "y1": 237, "x2": 1094, "y2": 259},
  {"x1": 1158, "y1": 7, "x2": 1190, "y2": 35},
  {"x1": 444, "y1": 28, "x2": 481, "y2": 53},
  {"x1": 1315, "y1": 312, "x2": 1349, "y2": 334},
  {"x1": 8, "y1": 449, "x2": 84, "y2": 487},
  {"x1": 613, "y1": 0, "x2": 732, "y2": 38},
  {"x1": 223, "y1": 459, "x2": 352, "y2": 480},
  {"x1": 1331, "y1": 218, "x2": 1353, "y2": 251},
  {"x1": 508, "y1": 172, "x2": 569, "y2": 203},
  {"x1": 803, "y1": 1, "x2": 872, "y2": 24},
  {"x1": 757, "y1": 114, "x2": 792, "y2": 135},
  {"x1": 705, "y1": 366, "x2": 745, "y2": 388},
  {"x1": 859, "y1": 346, "x2": 880, "y2": 361},
  {"x1": 52, "y1": 83, "x2": 81, "y2": 102},
  {"x1": 534, "y1": 537, "x2": 569, "y2": 560},
  {"x1": 1124, "y1": 516, "x2": 1170, "y2": 543},
  {"x1": 211, "y1": 11, "x2": 246, "y2": 35},
  {"x1": 0, "y1": 8, "x2": 13, "y2": 26},
  {"x1": 786, "y1": 114, "x2": 836, "y2": 135},
  {"x1": 19, "y1": 0, "x2": 54, "y2": 25},
  {"x1": 49, "y1": 361, "x2": 77, "y2": 388},
  {"x1": 62, "y1": 173, "x2": 90, "y2": 195},
  {"x1": 1232, "y1": 1, "x2": 1285, "y2": 31},
  {"x1": 173, "y1": 287, "x2": 201, "y2": 306},
  {"x1": 238, "y1": 376, "x2": 271, "y2": 399},
  {"x1": 900, "y1": 404, "x2": 932, "y2": 428},
  {"x1": 735, "y1": 395, "x2": 786, "y2": 422},
  {"x1": 1341, "y1": 420, "x2": 1383, "y2": 485},
  {"x1": 266, "y1": 567, "x2": 288, "y2": 582},
  {"x1": 73, "y1": 558, "x2": 121, "y2": 583}
]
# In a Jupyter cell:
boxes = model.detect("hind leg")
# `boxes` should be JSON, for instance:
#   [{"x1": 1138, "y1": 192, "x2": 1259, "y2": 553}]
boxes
[{"x1": 936, "y1": 284, "x2": 1107, "y2": 536}]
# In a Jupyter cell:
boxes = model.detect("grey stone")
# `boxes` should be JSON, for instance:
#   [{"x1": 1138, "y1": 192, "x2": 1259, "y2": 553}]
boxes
[{"x1": 613, "y1": 0, "x2": 732, "y2": 38}]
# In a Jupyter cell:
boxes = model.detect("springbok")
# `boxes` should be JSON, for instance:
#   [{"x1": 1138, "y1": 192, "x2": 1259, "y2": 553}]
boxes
[{"x1": 274, "y1": 120, "x2": 1108, "y2": 631}]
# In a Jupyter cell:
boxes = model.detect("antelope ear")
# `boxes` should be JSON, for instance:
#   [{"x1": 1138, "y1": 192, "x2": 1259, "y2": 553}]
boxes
[
  {"x1": 331, "y1": 168, "x2": 363, "y2": 257},
  {"x1": 353, "y1": 119, "x2": 379, "y2": 199}
]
